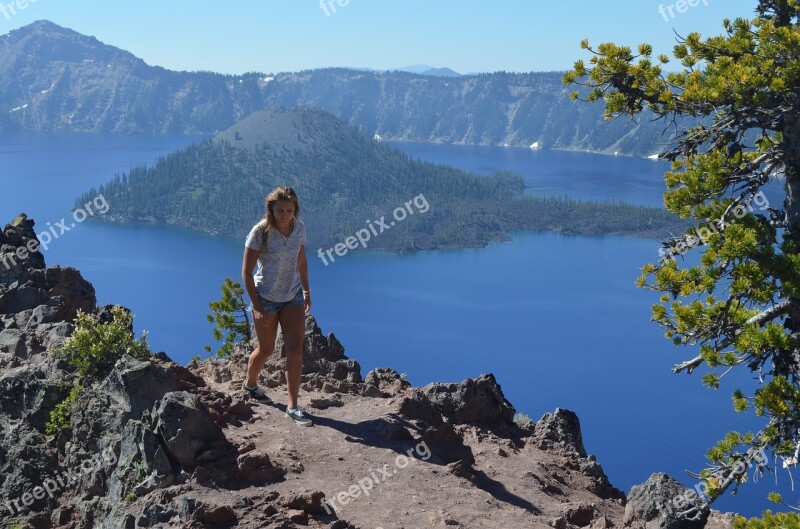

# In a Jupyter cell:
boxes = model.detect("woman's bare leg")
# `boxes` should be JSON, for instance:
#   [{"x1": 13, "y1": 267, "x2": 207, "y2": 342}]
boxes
[
  {"x1": 245, "y1": 311, "x2": 280, "y2": 387},
  {"x1": 278, "y1": 305, "x2": 306, "y2": 409}
]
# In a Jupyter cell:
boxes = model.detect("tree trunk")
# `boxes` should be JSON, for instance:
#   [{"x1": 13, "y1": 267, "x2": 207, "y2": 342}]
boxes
[{"x1": 781, "y1": 112, "x2": 800, "y2": 348}]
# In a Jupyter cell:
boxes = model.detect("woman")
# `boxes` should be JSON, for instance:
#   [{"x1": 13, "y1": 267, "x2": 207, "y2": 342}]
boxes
[{"x1": 241, "y1": 186, "x2": 312, "y2": 426}]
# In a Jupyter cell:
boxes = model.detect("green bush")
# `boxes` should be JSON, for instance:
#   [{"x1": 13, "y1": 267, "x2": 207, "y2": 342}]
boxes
[
  {"x1": 734, "y1": 510, "x2": 800, "y2": 529},
  {"x1": 56, "y1": 306, "x2": 150, "y2": 377},
  {"x1": 45, "y1": 384, "x2": 83, "y2": 435}
]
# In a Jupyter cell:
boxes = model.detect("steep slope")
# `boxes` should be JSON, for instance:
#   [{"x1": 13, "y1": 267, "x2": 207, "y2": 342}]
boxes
[
  {"x1": 1, "y1": 21, "x2": 684, "y2": 155},
  {"x1": 262, "y1": 68, "x2": 674, "y2": 155},
  {"x1": 0, "y1": 20, "x2": 265, "y2": 133}
]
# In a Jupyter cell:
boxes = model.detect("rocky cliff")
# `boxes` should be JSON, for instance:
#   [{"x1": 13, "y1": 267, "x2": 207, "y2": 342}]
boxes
[{"x1": 0, "y1": 214, "x2": 733, "y2": 529}]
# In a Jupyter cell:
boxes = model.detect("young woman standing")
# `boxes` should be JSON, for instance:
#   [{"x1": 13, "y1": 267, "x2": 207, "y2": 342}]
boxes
[{"x1": 241, "y1": 186, "x2": 312, "y2": 426}]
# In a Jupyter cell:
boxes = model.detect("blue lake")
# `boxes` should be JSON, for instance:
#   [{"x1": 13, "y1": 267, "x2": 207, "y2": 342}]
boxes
[
  {"x1": 397, "y1": 141, "x2": 669, "y2": 208},
  {"x1": 0, "y1": 133, "x2": 789, "y2": 517}
]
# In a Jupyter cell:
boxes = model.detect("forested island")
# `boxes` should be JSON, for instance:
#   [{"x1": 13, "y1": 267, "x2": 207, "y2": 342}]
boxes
[{"x1": 78, "y1": 109, "x2": 688, "y2": 252}]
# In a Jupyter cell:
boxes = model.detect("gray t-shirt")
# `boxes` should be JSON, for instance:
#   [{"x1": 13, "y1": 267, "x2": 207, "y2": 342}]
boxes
[{"x1": 244, "y1": 219, "x2": 306, "y2": 302}]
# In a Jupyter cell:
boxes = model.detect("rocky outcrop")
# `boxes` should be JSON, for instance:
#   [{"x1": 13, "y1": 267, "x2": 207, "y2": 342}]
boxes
[
  {"x1": 395, "y1": 388, "x2": 445, "y2": 426},
  {"x1": 421, "y1": 373, "x2": 516, "y2": 426},
  {"x1": 389, "y1": 374, "x2": 625, "y2": 501},
  {"x1": 532, "y1": 407, "x2": 587, "y2": 458},
  {"x1": 0, "y1": 215, "x2": 100, "y2": 524},
  {"x1": 363, "y1": 367, "x2": 410, "y2": 397},
  {"x1": 0, "y1": 214, "x2": 95, "y2": 367},
  {"x1": 393, "y1": 373, "x2": 516, "y2": 430},
  {"x1": 624, "y1": 472, "x2": 710, "y2": 529},
  {"x1": 151, "y1": 391, "x2": 230, "y2": 469}
]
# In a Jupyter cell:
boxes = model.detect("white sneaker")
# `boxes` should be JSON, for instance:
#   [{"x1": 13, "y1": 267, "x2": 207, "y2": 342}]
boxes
[{"x1": 285, "y1": 407, "x2": 313, "y2": 426}]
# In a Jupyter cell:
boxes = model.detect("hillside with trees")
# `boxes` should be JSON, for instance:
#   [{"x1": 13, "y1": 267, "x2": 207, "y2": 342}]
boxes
[{"x1": 79, "y1": 108, "x2": 687, "y2": 251}]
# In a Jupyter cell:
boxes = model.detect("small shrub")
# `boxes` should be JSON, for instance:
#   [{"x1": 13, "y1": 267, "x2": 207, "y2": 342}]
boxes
[
  {"x1": 45, "y1": 384, "x2": 83, "y2": 434},
  {"x1": 733, "y1": 510, "x2": 800, "y2": 529},
  {"x1": 205, "y1": 278, "x2": 251, "y2": 359},
  {"x1": 56, "y1": 306, "x2": 150, "y2": 377}
]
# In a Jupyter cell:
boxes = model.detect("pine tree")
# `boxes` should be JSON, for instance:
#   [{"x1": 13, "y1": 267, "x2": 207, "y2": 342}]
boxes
[
  {"x1": 565, "y1": 0, "x2": 800, "y2": 509},
  {"x1": 205, "y1": 277, "x2": 252, "y2": 358}
]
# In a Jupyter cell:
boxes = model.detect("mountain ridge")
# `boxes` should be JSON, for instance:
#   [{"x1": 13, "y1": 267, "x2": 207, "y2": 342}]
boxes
[{"x1": 1, "y1": 20, "x2": 677, "y2": 155}]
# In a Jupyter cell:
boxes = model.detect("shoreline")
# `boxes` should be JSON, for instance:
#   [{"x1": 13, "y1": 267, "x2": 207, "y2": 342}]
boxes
[
  {"x1": 382, "y1": 138, "x2": 662, "y2": 160},
  {"x1": 0, "y1": 130, "x2": 661, "y2": 160},
  {"x1": 90, "y1": 214, "x2": 678, "y2": 255}
]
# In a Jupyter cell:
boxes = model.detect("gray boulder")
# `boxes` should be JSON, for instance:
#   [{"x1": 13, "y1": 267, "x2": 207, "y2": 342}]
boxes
[
  {"x1": 395, "y1": 389, "x2": 445, "y2": 426},
  {"x1": 151, "y1": 391, "x2": 229, "y2": 470},
  {"x1": 100, "y1": 353, "x2": 206, "y2": 426},
  {"x1": 421, "y1": 373, "x2": 516, "y2": 425},
  {"x1": 364, "y1": 367, "x2": 411, "y2": 397},
  {"x1": 531, "y1": 408, "x2": 586, "y2": 457},
  {"x1": 109, "y1": 419, "x2": 174, "y2": 501},
  {"x1": 623, "y1": 472, "x2": 709, "y2": 529}
]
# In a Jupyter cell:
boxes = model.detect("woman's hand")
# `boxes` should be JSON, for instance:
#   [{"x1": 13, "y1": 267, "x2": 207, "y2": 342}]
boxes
[
  {"x1": 252, "y1": 306, "x2": 266, "y2": 321},
  {"x1": 303, "y1": 291, "x2": 312, "y2": 313}
]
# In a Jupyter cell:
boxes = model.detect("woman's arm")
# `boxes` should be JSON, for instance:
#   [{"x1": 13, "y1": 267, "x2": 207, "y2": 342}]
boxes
[
  {"x1": 242, "y1": 247, "x2": 264, "y2": 316},
  {"x1": 297, "y1": 245, "x2": 311, "y2": 312}
]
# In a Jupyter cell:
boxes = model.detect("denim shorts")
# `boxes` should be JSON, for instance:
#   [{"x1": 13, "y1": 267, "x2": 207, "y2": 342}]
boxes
[{"x1": 256, "y1": 288, "x2": 304, "y2": 313}]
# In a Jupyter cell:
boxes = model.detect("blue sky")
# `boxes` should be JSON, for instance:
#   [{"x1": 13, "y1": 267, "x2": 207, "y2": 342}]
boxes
[{"x1": 2, "y1": 0, "x2": 756, "y2": 74}]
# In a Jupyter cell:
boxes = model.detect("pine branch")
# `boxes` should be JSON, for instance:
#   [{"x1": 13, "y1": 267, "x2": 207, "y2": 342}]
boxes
[{"x1": 673, "y1": 300, "x2": 792, "y2": 374}]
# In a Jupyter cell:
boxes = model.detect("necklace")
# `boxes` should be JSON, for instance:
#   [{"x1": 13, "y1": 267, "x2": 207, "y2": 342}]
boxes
[{"x1": 277, "y1": 220, "x2": 294, "y2": 245}]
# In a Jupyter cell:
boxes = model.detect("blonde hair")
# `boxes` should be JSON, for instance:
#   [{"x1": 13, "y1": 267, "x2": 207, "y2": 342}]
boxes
[{"x1": 260, "y1": 186, "x2": 301, "y2": 248}]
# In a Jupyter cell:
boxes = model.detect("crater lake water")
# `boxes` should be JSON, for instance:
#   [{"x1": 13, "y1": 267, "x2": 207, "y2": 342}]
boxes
[{"x1": 0, "y1": 133, "x2": 789, "y2": 517}]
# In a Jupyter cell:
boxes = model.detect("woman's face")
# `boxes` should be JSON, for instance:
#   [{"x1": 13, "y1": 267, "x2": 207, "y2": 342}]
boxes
[{"x1": 272, "y1": 199, "x2": 296, "y2": 227}]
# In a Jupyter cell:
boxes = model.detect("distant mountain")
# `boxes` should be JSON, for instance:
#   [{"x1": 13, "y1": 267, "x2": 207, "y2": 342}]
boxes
[
  {"x1": 346, "y1": 65, "x2": 461, "y2": 77},
  {"x1": 390, "y1": 64, "x2": 439, "y2": 74},
  {"x1": 80, "y1": 108, "x2": 687, "y2": 250},
  {"x1": 1, "y1": 21, "x2": 678, "y2": 155},
  {"x1": 421, "y1": 67, "x2": 461, "y2": 77},
  {"x1": 390, "y1": 65, "x2": 461, "y2": 77},
  {"x1": 0, "y1": 20, "x2": 271, "y2": 133}
]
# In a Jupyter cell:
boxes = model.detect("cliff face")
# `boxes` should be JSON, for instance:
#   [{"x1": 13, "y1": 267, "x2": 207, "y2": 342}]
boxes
[
  {"x1": 0, "y1": 21, "x2": 262, "y2": 134},
  {"x1": 1, "y1": 21, "x2": 680, "y2": 155},
  {"x1": 0, "y1": 214, "x2": 731, "y2": 529}
]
